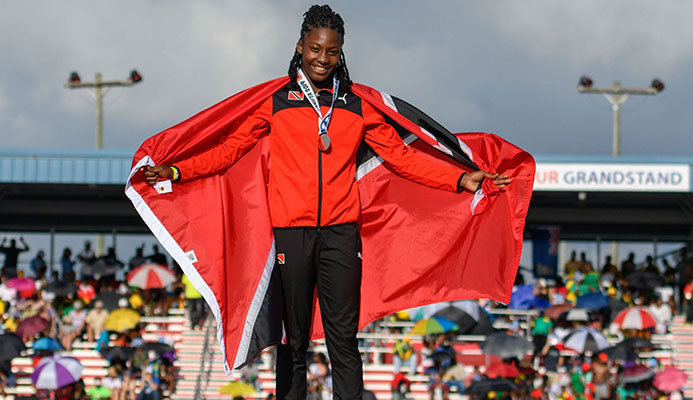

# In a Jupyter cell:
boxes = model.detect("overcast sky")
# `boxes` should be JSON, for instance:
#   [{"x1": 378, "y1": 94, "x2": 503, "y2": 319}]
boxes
[
  {"x1": 2, "y1": 1, "x2": 692, "y2": 157},
  {"x1": 2, "y1": 1, "x2": 690, "y2": 272}
]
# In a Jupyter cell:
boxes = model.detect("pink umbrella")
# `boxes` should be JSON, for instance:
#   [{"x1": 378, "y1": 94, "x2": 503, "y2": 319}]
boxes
[
  {"x1": 612, "y1": 307, "x2": 657, "y2": 330},
  {"x1": 653, "y1": 366, "x2": 688, "y2": 392},
  {"x1": 16, "y1": 316, "x2": 49, "y2": 340},
  {"x1": 127, "y1": 263, "x2": 176, "y2": 289},
  {"x1": 6, "y1": 277, "x2": 35, "y2": 297}
]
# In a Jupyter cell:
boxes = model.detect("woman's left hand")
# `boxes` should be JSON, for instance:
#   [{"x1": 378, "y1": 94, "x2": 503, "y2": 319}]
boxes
[{"x1": 460, "y1": 170, "x2": 512, "y2": 192}]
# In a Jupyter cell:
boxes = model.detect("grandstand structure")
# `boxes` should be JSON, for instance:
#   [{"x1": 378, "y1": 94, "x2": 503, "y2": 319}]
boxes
[
  {"x1": 1, "y1": 149, "x2": 691, "y2": 241},
  {"x1": 1, "y1": 148, "x2": 693, "y2": 398}
]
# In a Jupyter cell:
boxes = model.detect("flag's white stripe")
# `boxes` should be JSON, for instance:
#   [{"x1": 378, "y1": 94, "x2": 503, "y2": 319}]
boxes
[
  {"x1": 125, "y1": 156, "x2": 231, "y2": 373},
  {"x1": 471, "y1": 188, "x2": 485, "y2": 213},
  {"x1": 380, "y1": 91, "x2": 397, "y2": 111},
  {"x1": 355, "y1": 133, "x2": 418, "y2": 181},
  {"x1": 457, "y1": 137, "x2": 474, "y2": 162},
  {"x1": 234, "y1": 239, "x2": 275, "y2": 369}
]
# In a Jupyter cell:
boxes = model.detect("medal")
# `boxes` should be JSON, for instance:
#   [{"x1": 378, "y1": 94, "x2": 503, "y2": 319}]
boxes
[
  {"x1": 297, "y1": 68, "x2": 339, "y2": 152},
  {"x1": 318, "y1": 133, "x2": 331, "y2": 151}
]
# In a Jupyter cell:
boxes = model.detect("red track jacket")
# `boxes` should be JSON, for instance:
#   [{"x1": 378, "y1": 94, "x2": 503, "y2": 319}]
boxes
[{"x1": 175, "y1": 82, "x2": 465, "y2": 227}]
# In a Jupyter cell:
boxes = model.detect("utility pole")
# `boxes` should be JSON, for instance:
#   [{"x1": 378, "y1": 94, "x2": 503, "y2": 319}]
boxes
[
  {"x1": 64, "y1": 70, "x2": 142, "y2": 256},
  {"x1": 577, "y1": 76, "x2": 664, "y2": 156},
  {"x1": 64, "y1": 70, "x2": 143, "y2": 149},
  {"x1": 577, "y1": 76, "x2": 664, "y2": 264}
]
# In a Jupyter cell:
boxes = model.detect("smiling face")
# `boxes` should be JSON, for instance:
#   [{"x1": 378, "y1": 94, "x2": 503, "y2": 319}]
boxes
[{"x1": 296, "y1": 27, "x2": 342, "y2": 90}]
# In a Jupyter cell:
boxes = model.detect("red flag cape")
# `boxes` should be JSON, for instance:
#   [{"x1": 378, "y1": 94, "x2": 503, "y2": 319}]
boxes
[{"x1": 125, "y1": 77, "x2": 535, "y2": 372}]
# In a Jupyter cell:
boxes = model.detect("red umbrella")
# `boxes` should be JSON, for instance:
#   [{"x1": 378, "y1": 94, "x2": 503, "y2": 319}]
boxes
[
  {"x1": 16, "y1": 316, "x2": 49, "y2": 340},
  {"x1": 612, "y1": 307, "x2": 657, "y2": 330},
  {"x1": 653, "y1": 367, "x2": 688, "y2": 392},
  {"x1": 127, "y1": 263, "x2": 176, "y2": 289},
  {"x1": 486, "y1": 361, "x2": 519, "y2": 378}
]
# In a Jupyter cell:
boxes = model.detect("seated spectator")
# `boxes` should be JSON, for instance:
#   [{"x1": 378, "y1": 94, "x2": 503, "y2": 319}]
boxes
[
  {"x1": 649, "y1": 297, "x2": 672, "y2": 333},
  {"x1": 60, "y1": 300, "x2": 86, "y2": 350},
  {"x1": 103, "y1": 366, "x2": 124, "y2": 400},
  {"x1": 391, "y1": 372, "x2": 411, "y2": 400},
  {"x1": 86, "y1": 376, "x2": 111, "y2": 399},
  {"x1": 136, "y1": 351, "x2": 161, "y2": 400},
  {"x1": 85, "y1": 300, "x2": 109, "y2": 342},
  {"x1": 393, "y1": 336, "x2": 418, "y2": 375},
  {"x1": 428, "y1": 371, "x2": 450, "y2": 400}
]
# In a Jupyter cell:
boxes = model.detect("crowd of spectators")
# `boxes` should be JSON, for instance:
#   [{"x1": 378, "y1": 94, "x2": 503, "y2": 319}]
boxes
[
  {"x1": 2, "y1": 236, "x2": 692, "y2": 399},
  {"x1": 371, "y1": 248, "x2": 693, "y2": 400},
  {"x1": 0, "y1": 236, "x2": 209, "y2": 400}
]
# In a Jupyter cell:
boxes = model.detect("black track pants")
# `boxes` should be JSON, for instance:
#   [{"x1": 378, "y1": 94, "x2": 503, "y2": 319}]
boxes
[{"x1": 274, "y1": 223, "x2": 363, "y2": 400}]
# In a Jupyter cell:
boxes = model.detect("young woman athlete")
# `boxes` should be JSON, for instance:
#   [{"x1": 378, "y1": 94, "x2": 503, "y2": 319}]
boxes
[{"x1": 143, "y1": 5, "x2": 511, "y2": 399}]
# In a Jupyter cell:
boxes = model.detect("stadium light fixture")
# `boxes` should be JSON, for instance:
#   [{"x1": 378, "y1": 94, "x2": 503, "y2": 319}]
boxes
[
  {"x1": 130, "y1": 70, "x2": 143, "y2": 84},
  {"x1": 578, "y1": 76, "x2": 593, "y2": 89},
  {"x1": 576, "y1": 77, "x2": 664, "y2": 156},
  {"x1": 651, "y1": 79, "x2": 664, "y2": 92}
]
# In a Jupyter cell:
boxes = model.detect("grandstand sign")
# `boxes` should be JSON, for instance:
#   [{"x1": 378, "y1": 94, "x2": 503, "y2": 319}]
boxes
[{"x1": 534, "y1": 163, "x2": 691, "y2": 192}]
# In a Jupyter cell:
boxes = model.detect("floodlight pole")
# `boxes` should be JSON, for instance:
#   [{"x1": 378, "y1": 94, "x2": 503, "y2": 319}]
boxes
[
  {"x1": 65, "y1": 72, "x2": 140, "y2": 149},
  {"x1": 65, "y1": 71, "x2": 141, "y2": 256},
  {"x1": 577, "y1": 81, "x2": 661, "y2": 157},
  {"x1": 578, "y1": 79, "x2": 663, "y2": 265}
]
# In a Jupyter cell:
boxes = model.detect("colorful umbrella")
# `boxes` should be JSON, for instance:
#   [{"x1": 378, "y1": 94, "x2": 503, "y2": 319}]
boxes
[
  {"x1": 562, "y1": 327, "x2": 610, "y2": 353},
  {"x1": 0, "y1": 333, "x2": 26, "y2": 363},
  {"x1": 544, "y1": 303, "x2": 572, "y2": 320},
  {"x1": 481, "y1": 332, "x2": 532, "y2": 359},
  {"x1": 508, "y1": 285, "x2": 549, "y2": 310},
  {"x1": 77, "y1": 283, "x2": 96, "y2": 302},
  {"x1": 219, "y1": 381, "x2": 257, "y2": 396},
  {"x1": 6, "y1": 277, "x2": 35, "y2": 291},
  {"x1": 465, "y1": 378, "x2": 517, "y2": 394},
  {"x1": 16, "y1": 316, "x2": 49, "y2": 340},
  {"x1": 6, "y1": 277, "x2": 35, "y2": 297},
  {"x1": 612, "y1": 307, "x2": 657, "y2": 330},
  {"x1": 82, "y1": 258, "x2": 121, "y2": 277},
  {"x1": 433, "y1": 305, "x2": 479, "y2": 333},
  {"x1": 653, "y1": 367, "x2": 688, "y2": 392},
  {"x1": 410, "y1": 316, "x2": 458, "y2": 335},
  {"x1": 576, "y1": 292, "x2": 609, "y2": 310},
  {"x1": 486, "y1": 361, "x2": 520, "y2": 378},
  {"x1": 43, "y1": 281, "x2": 79, "y2": 297},
  {"x1": 31, "y1": 354, "x2": 84, "y2": 389},
  {"x1": 92, "y1": 291, "x2": 128, "y2": 311},
  {"x1": 32, "y1": 337, "x2": 63, "y2": 352},
  {"x1": 620, "y1": 365, "x2": 654, "y2": 383},
  {"x1": 624, "y1": 271, "x2": 663, "y2": 290},
  {"x1": 99, "y1": 346, "x2": 136, "y2": 361},
  {"x1": 127, "y1": 263, "x2": 176, "y2": 289},
  {"x1": 565, "y1": 308, "x2": 590, "y2": 322},
  {"x1": 103, "y1": 308, "x2": 141, "y2": 332}
]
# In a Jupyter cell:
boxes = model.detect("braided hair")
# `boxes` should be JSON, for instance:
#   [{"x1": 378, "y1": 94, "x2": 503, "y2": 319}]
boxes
[{"x1": 288, "y1": 5, "x2": 352, "y2": 90}]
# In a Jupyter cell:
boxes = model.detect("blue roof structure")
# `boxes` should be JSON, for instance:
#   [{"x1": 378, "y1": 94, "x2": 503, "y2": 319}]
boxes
[
  {"x1": 0, "y1": 148, "x2": 134, "y2": 185},
  {"x1": 1, "y1": 148, "x2": 692, "y2": 191}
]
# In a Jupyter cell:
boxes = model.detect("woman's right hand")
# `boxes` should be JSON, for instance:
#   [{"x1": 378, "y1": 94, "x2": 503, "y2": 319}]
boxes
[{"x1": 142, "y1": 165, "x2": 173, "y2": 186}]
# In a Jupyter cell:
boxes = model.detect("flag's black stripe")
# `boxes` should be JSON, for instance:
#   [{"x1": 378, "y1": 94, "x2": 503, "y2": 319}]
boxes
[{"x1": 390, "y1": 95, "x2": 478, "y2": 171}]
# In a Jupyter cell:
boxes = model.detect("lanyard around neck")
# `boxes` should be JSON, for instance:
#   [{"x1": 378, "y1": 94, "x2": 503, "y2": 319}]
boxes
[{"x1": 297, "y1": 68, "x2": 340, "y2": 136}]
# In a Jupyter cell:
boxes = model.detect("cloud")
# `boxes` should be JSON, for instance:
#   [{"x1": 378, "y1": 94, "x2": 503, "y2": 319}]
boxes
[{"x1": 0, "y1": 1, "x2": 691, "y2": 156}]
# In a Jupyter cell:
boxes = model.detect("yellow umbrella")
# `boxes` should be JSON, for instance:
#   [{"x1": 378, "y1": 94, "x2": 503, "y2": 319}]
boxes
[
  {"x1": 219, "y1": 381, "x2": 257, "y2": 396},
  {"x1": 103, "y1": 309, "x2": 141, "y2": 332}
]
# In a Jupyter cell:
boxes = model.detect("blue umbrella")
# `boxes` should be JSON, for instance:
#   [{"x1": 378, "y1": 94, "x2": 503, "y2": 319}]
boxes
[
  {"x1": 32, "y1": 337, "x2": 63, "y2": 352},
  {"x1": 508, "y1": 285, "x2": 549, "y2": 310},
  {"x1": 576, "y1": 292, "x2": 609, "y2": 310}
]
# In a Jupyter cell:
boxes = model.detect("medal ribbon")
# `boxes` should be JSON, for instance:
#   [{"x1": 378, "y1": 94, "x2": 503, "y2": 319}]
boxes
[{"x1": 297, "y1": 68, "x2": 340, "y2": 143}]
